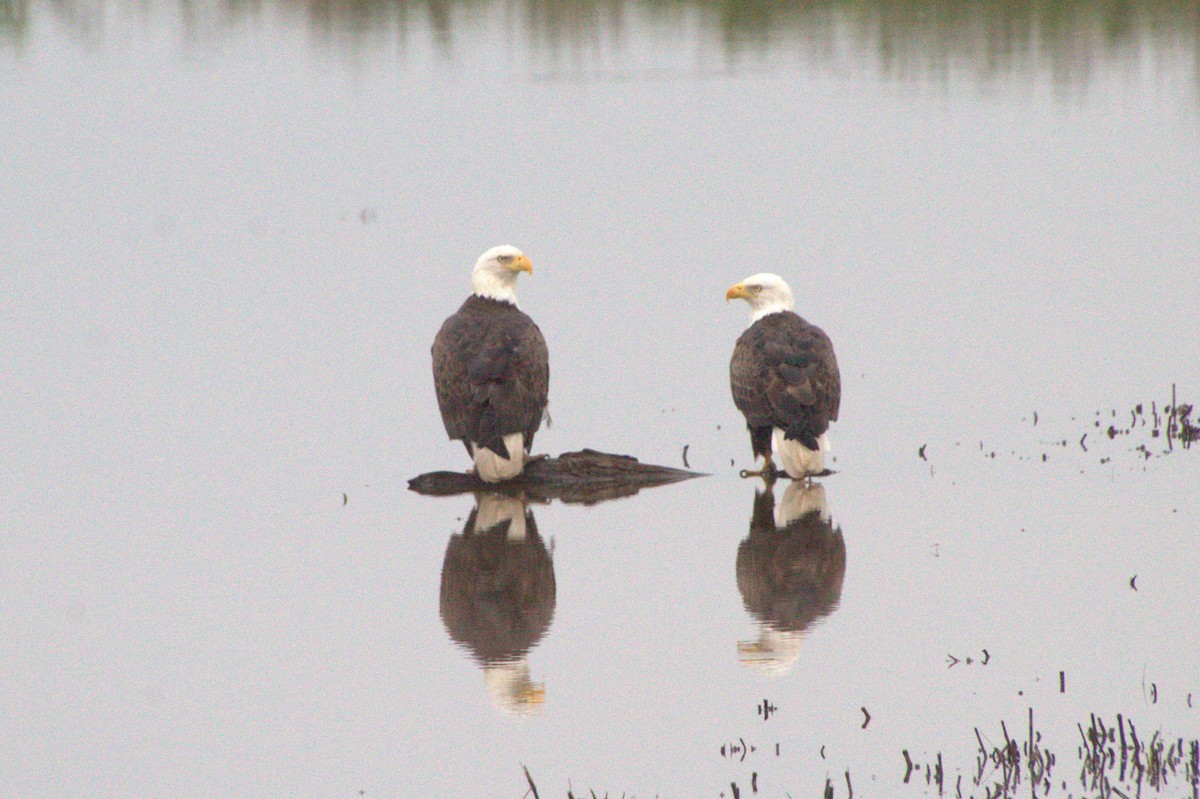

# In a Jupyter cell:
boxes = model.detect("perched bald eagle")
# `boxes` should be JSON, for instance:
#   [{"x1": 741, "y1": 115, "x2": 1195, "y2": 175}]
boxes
[
  {"x1": 727, "y1": 273, "x2": 840, "y2": 479},
  {"x1": 432, "y1": 245, "x2": 549, "y2": 483}
]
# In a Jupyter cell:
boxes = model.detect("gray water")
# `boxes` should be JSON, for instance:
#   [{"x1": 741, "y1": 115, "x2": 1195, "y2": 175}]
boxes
[{"x1": 2, "y1": 2, "x2": 1199, "y2": 797}]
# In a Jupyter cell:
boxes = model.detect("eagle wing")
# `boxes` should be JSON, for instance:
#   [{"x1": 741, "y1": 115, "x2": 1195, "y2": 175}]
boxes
[
  {"x1": 730, "y1": 312, "x2": 840, "y2": 450},
  {"x1": 432, "y1": 297, "x2": 549, "y2": 457}
]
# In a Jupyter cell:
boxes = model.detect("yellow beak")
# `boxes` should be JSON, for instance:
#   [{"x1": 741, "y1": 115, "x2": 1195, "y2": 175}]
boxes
[
  {"x1": 512, "y1": 254, "x2": 533, "y2": 274},
  {"x1": 726, "y1": 283, "x2": 748, "y2": 301}
]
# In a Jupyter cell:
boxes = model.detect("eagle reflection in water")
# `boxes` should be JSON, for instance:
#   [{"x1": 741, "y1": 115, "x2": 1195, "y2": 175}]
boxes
[
  {"x1": 438, "y1": 493, "x2": 556, "y2": 715},
  {"x1": 736, "y1": 481, "x2": 847, "y2": 676}
]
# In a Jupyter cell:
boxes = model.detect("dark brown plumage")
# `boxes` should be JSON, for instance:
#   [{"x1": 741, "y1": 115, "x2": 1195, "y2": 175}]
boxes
[
  {"x1": 439, "y1": 501, "x2": 556, "y2": 664},
  {"x1": 737, "y1": 484, "x2": 846, "y2": 633},
  {"x1": 432, "y1": 295, "x2": 549, "y2": 459},
  {"x1": 730, "y1": 311, "x2": 840, "y2": 458}
]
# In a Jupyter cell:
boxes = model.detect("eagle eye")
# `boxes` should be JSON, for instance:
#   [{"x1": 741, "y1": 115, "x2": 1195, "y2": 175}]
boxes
[{"x1": 497, "y1": 254, "x2": 513, "y2": 264}]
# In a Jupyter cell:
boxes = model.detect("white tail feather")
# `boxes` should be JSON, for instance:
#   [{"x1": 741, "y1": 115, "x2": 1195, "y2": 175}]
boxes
[
  {"x1": 482, "y1": 658, "x2": 546, "y2": 716},
  {"x1": 772, "y1": 429, "x2": 829, "y2": 479},
  {"x1": 470, "y1": 432, "x2": 527, "y2": 483}
]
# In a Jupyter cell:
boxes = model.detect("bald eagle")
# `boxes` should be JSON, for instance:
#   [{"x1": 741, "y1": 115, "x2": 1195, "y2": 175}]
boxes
[
  {"x1": 726, "y1": 273, "x2": 840, "y2": 479},
  {"x1": 432, "y1": 246, "x2": 549, "y2": 482}
]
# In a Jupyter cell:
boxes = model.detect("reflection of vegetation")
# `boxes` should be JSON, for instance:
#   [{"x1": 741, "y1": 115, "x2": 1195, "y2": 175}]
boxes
[
  {"x1": 523, "y1": 711, "x2": 1199, "y2": 797},
  {"x1": 5, "y1": 0, "x2": 1199, "y2": 91},
  {"x1": 1, "y1": 0, "x2": 29, "y2": 44}
]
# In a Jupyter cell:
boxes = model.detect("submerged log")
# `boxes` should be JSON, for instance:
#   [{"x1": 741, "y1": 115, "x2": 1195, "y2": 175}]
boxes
[{"x1": 408, "y1": 448, "x2": 703, "y2": 505}]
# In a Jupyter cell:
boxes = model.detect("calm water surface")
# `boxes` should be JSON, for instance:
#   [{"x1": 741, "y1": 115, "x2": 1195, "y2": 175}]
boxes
[{"x1": 2, "y1": 2, "x2": 1198, "y2": 797}]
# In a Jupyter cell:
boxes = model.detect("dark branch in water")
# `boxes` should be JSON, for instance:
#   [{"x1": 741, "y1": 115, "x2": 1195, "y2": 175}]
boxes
[
  {"x1": 409, "y1": 448, "x2": 703, "y2": 504},
  {"x1": 521, "y1": 764, "x2": 539, "y2": 799}
]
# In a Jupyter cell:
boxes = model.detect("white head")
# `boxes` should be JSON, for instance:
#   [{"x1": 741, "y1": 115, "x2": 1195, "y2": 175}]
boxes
[
  {"x1": 737, "y1": 627, "x2": 803, "y2": 676},
  {"x1": 482, "y1": 657, "x2": 546, "y2": 716},
  {"x1": 725, "y1": 272, "x2": 795, "y2": 323},
  {"x1": 471, "y1": 244, "x2": 533, "y2": 306}
]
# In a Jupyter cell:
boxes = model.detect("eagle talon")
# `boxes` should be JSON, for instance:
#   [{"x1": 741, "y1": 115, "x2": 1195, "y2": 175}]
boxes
[
  {"x1": 739, "y1": 470, "x2": 778, "y2": 481},
  {"x1": 739, "y1": 460, "x2": 778, "y2": 481}
]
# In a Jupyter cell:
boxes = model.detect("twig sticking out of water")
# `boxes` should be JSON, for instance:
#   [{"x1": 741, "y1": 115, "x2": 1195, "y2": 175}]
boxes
[
  {"x1": 1162, "y1": 384, "x2": 1198, "y2": 450},
  {"x1": 1169, "y1": 383, "x2": 1177, "y2": 450},
  {"x1": 521, "y1": 765, "x2": 540, "y2": 799},
  {"x1": 904, "y1": 712, "x2": 1194, "y2": 799},
  {"x1": 1025, "y1": 707, "x2": 1052, "y2": 795}
]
